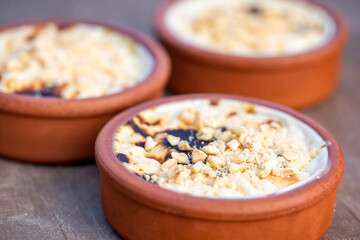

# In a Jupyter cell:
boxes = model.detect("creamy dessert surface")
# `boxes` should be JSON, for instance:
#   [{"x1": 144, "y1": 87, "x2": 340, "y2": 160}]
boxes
[
  {"x1": 113, "y1": 99, "x2": 328, "y2": 199},
  {"x1": 165, "y1": 0, "x2": 335, "y2": 56},
  {"x1": 0, "y1": 23, "x2": 153, "y2": 99}
]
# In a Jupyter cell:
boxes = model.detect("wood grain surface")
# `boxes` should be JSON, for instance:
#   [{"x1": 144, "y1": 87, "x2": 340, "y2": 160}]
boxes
[{"x1": 0, "y1": 0, "x2": 359, "y2": 239}]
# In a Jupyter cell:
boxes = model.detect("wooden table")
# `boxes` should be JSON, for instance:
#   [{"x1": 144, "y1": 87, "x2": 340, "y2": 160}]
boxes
[{"x1": 0, "y1": 0, "x2": 359, "y2": 239}]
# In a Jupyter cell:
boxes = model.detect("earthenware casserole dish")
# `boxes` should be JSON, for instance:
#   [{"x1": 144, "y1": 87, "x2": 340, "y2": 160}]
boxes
[
  {"x1": 0, "y1": 19, "x2": 170, "y2": 163},
  {"x1": 154, "y1": 0, "x2": 349, "y2": 109},
  {"x1": 95, "y1": 94, "x2": 344, "y2": 240}
]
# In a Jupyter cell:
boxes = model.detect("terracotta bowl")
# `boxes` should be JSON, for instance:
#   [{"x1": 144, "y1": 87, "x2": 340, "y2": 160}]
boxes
[
  {"x1": 95, "y1": 94, "x2": 344, "y2": 240},
  {"x1": 154, "y1": 0, "x2": 349, "y2": 109},
  {"x1": 0, "y1": 19, "x2": 170, "y2": 163}
]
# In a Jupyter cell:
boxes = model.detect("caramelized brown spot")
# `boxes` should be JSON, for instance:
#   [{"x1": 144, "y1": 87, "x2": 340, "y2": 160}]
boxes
[
  {"x1": 146, "y1": 145, "x2": 169, "y2": 163},
  {"x1": 245, "y1": 105, "x2": 256, "y2": 114},
  {"x1": 209, "y1": 99, "x2": 220, "y2": 106},
  {"x1": 57, "y1": 24, "x2": 76, "y2": 31},
  {"x1": 26, "y1": 25, "x2": 46, "y2": 41},
  {"x1": 226, "y1": 111, "x2": 237, "y2": 118}
]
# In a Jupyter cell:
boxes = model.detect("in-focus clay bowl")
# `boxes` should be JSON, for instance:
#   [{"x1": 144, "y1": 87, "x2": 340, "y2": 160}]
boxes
[
  {"x1": 154, "y1": 0, "x2": 349, "y2": 109},
  {"x1": 95, "y1": 94, "x2": 344, "y2": 240},
  {"x1": 0, "y1": 19, "x2": 170, "y2": 163}
]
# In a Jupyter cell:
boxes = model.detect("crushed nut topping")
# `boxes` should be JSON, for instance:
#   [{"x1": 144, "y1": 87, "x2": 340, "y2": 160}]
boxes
[
  {"x1": 166, "y1": 0, "x2": 335, "y2": 56},
  {"x1": 0, "y1": 23, "x2": 153, "y2": 99},
  {"x1": 114, "y1": 99, "x2": 328, "y2": 198}
]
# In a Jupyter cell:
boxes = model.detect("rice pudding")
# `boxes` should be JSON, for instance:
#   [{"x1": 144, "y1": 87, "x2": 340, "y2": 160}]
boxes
[
  {"x1": 113, "y1": 99, "x2": 328, "y2": 198},
  {"x1": 165, "y1": 0, "x2": 335, "y2": 56},
  {"x1": 0, "y1": 23, "x2": 153, "y2": 99}
]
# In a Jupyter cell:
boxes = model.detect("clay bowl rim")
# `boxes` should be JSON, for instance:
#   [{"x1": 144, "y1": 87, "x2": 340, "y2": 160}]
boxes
[
  {"x1": 154, "y1": 0, "x2": 349, "y2": 69},
  {"x1": 95, "y1": 93, "x2": 344, "y2": 221},
  {"x1": 0, "y1": 18, "x2": 170, "y2": 118}
]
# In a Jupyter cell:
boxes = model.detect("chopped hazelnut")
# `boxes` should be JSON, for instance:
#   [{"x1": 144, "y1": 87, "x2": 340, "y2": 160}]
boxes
[
  {"x1": 179, "y1": 109, "x2": 195, "y2": 125},
  {"x1": 246, "y1": 155, "x2": 255, "y2": 163},
  {"x1": 160, "y1": 159, "x2": 177, "y2": 171},
  {"x1": 309, "y1": 147, "x2": 317, "y2": 158},
  {"x1": 178, "y1": 140, "x2": 192, "y2": 151},
  {"x1": 144, "y1": 136, "x2": 157, "y2": 151},
  {"x1": 191, "y1": 148, "x2": 207, "y2": 163},
  {"x1": 272, "y1": 168, "x2": 295, "y2": 177},
  {"x1": 194, "y1": 114, "x2": 203, "y2": 130},
  {"x1": 252, "y1": 133, "x2": 264, "y2": 142},
  {"x1": 232, "y1": 126, "x2": 248, "y2": 136},
  {"x1": 258, "y1": 167, "x2": 271, "y2": 179},
  {"x1": 205, "y1": 168, "x2": 217, "y2": 178},
  {"x1": 232, "y1": 153, "x2": 245, "y2": 163},
  {"x1": 219, "y1": 130, "x2": 233, "y2": 142},
  {"x1": 151, "y1": 175, "x2": 159, "y2": 182},
  {"x1": 171, "y1": 152, "x2": 190, "y2": 164},
  {"x1": 283, "y1": 152, "x2": 299, "y2": 161},
  {"x1": 144, "y1": 174, "x2": 151, "y2": 181},
  {"x1": 228, "y1": 162, "x2": 247, "y2": 174},
  {"x1": 227, "y1": 139, "x2": 240, "y2": 151},
  {"x1": 217, "y1": 142, "x2": 226, "y2": 152},
  {"x1": 243, "y1": 136, "x2": 253, "y2": 149},
  {"x1": 207, "y1": 155, "x2": 225, "y2": 169},
  {"x1": 166, "y1": 134, "x2": 180, "y2": 146},
  {"x1": 202, "y1": 143, "x2": 220, "y2": 155},
  {"x1": 269, "y1": 121, "x2": 281, "y2": 129},
  {"x1": 192, "y1": 161, "x2": 205, "y2": 173},
  {"x1": 197, "y1": 127, "x2": 215, "y2": 141},
  {"x1": 146, "y1": 145, "x2": 169, "y2": 163}
]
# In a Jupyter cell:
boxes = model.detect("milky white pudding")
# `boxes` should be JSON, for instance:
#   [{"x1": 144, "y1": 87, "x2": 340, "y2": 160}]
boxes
[
  {"x1": 113, "y1": 99, "x2": 328, "y2": 199},
  {"x1": 165, "y1": 0, "x2": 335, "y2": 57},
  {"x1": 0, "y1": 23, "x2": 153, "y2": 99}
]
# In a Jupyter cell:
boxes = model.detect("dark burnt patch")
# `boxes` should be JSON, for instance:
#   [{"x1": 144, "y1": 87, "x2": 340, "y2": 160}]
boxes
[
  {"x1": 135, "y1": 141, "x2": 145, "y2": 148},
  {"x1": 248, "y1": 5, "x2": 262, "y2": 15},
  {"x1": 116, "y1": 153, "x2": 130, "y2": 163},
  {"x1": 161, "y1": 129, "x2": 211, "y2": 163},
  {"x1": 163, "y1": 129, "x2": 209, "y2": 150},
  {"x1": 15, "y1": 85, "x2": 64, "y2": 98},
  {"x1": 126, "y1": 118, "x2": 149, "y2": 137},
  {"x1": 136, "y1": 115, "x2": 161, "y2": 126},
  {"x1": 219, "y1": 126, "x2": 227, "y2": 132}
]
